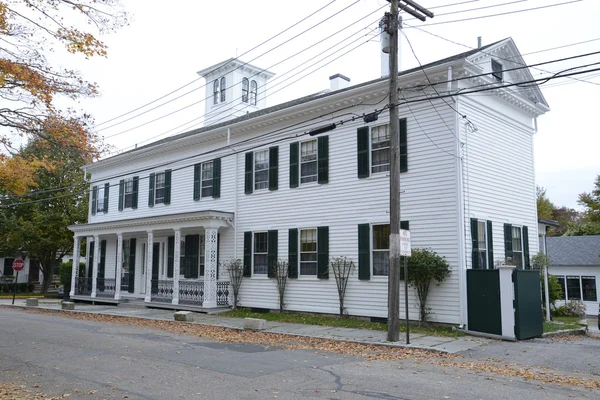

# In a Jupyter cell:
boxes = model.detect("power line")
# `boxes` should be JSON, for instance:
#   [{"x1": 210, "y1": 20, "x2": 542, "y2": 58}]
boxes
[{"x1": 403, "y1": 0, "x2": 529, "y2": 22}]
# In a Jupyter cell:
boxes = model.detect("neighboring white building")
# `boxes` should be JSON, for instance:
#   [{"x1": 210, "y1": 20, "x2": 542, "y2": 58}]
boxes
[
  {"x1": 68, "y1": 38, "x2": 549, "y2": 326},
  {"x1": 546, "y1": 236, "x2": 600, "y2": 316}
]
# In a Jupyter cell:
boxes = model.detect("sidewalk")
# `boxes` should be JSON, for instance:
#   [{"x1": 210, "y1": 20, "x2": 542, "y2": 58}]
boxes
[{"x1": 0, "y1": 298, "x2": 492, "y2": 354}]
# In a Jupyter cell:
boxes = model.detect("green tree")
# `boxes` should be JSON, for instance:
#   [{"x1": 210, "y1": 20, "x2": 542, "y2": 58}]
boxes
[
  {"x1": 536, "y1": 186, "x2": 556, "y2": 220},
  {"x1": 0, "y1": 138, "x2": 89, "y2": 293},
  {"x1": 578, "y1": 174, "x2": 600, "y2": 226},
  {"x1": 531, "y1": 252, "x2": 563, "y2": 312},
  {"x1": 406, "y1": 248, "x2": 451, "y2": 323},
  {"x1": 549, "y1": 206, "x2": 579, "y2": 237}
]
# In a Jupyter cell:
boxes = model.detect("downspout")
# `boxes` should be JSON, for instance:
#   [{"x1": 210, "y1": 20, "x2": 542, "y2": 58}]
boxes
[{"x1": 455, "y1": 85, "x2": 468, "y2": 329}]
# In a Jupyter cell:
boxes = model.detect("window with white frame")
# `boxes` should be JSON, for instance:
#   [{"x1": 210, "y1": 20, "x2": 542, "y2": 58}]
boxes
[
  {"x1": 492, "y1": 59, "x2": 503, "y2": 82},
  {"x1": 220, "y1": 77, "x2": 226, "y2": 102},
  {"x1": 201, "y1": 162, "x2": 213, "y2": 198},
  {"x1": 477, "y1": 220, "x2": 487, "y2": 269},
  {"x1": 250, "y1": 80, "x2": 257, "y2": 105},
  {"x1": 123, "y1": 179, "x2": 134, "y2": 208},
  {"x1": 154, "y1": 172, "x2": 166, "y2": 204},
  {"x1": 372, "y1": 224, "x2": 390, "y2": 276},
  {"x1": 213, "y1": 80, "x2": 219, "y2": 105},
  {"x1": 242, "y1": 78, "x2": 249, "y2": 103},
  {"x1": 371, "y1": 124, "x2": 390, "y2": 174},
  {"x1": 300, "y1": 229, "x2": 317, "y2": 275},
  {"x1": 511, "y1": 226, "x2": 523, "y2": 269},
  {"x1": 96, "y1": 186, "x2": 105, "y2": 213},
  {"x1": 555, "y1": 275, "x2": 566, "y2": 300},
  {"x1": 567, "y1": 276, "x2": 581, "y2": 300},
  {"x1": 582, "y1": 276, "x2": 597, "y2": 302},
  {"x1": 300, "y1": 139, "x2": 318, "y2": 184},
  {"x1": 254, "y1": 150, "x2": 269, "y2": 190},
  {"x1": 253, "y1": 232, "x2": 268, "y2": 275}
]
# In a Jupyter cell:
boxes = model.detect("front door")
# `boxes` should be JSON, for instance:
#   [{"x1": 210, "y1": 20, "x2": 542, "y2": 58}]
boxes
[{"x1": 151, "y1": 243, "x2": 160, "y2": 293}]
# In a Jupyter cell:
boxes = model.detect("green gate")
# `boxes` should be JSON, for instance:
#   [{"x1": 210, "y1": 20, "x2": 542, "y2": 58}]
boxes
[
  {"x1": 467, "y1": 269, "x2": 502, "y2": 335},
  {"x1": 513, "y1": 270, "x2": 543, "y2": 340}
]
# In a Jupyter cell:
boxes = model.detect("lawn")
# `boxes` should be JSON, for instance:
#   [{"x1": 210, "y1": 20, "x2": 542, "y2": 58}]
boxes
[
  {"x1": 543, "y1": 316, "x2": 582, "y2": 333},
  {"x1": 0, "y1": 293, "x2": 60, "y2": 299},
  {"x1": 221, "y1": 308, "x2": 464, "y2": 338}
]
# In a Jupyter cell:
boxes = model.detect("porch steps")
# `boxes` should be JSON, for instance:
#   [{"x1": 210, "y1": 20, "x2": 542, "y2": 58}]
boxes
[{"x1": 118, "y1": 298, "x2": 147, "y2": 308}]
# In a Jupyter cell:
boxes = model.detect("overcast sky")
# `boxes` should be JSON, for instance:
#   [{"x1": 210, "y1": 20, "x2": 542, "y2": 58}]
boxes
[{"x1": 59, "y1": 0, "x2": 600, "y2": 210}]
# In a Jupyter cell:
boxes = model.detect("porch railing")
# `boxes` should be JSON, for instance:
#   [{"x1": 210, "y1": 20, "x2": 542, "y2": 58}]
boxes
[
  {"x1": 96, "y1": 278, "x2": 116, "y2": 298},
  {"x1": 150, "y1": 280, "x2": 173, "y2": 303},
  {"x1": 217, "y1": 281, "x2": 230, "y2": 306},
  {"x1": 75, "y1": 277, "x2": 92, "y2": 296},
  {"x1": 179, "y1": 281, "x2": 204, "y2": 305}
]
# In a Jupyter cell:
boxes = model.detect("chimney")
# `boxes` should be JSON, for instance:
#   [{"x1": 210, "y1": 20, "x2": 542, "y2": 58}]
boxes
[
  {"x1": 329, "y1": 74, "x2": 350, "y2": 91},
  {"x1": 477, "y1": 36, "x2": 482, "y2": 48}
]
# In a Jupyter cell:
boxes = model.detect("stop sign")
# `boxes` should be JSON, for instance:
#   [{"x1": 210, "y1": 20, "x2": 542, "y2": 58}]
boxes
[{"x1": 12, "y1": 259, "x2": 25, "y2": 272}]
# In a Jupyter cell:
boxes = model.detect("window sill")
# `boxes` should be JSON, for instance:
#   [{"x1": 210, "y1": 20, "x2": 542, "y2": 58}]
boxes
[
  {"x1": 297, "y1": 275, "x2": 319, "y2": 281},
  {"x1": 250, "y1": 275, "x2": 270, "y2": 280}
]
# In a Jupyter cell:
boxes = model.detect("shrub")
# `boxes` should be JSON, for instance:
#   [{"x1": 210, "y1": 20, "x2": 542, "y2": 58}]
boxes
[{"x1": 553, "y1": 300, "x2": 586, "y2": 318}]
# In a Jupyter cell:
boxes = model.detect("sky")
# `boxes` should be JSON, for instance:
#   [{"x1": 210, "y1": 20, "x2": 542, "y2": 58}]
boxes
[{"x1": 54, "y1": 0, "x2": 600, "y2": 210}]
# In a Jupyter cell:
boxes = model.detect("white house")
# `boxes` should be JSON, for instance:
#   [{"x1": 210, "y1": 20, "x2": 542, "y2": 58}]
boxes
[
  {"x1": 546, "y1": 236, "x2": 600, "y2": 316},
  {"x1": 68, "y1": 37, "x2": 549, "y2": 326}
]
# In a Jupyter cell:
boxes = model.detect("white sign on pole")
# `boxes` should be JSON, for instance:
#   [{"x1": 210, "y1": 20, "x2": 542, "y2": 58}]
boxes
[{"x1": 400, "y1": 229, "x2": 411, "y2": 256}]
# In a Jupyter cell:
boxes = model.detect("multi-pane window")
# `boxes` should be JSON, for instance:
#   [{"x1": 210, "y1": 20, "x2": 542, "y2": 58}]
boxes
[
  {"x1": 300, "y1": 139, "x2": 317, "y2": 184},
  {"x1": 253, "y1": 232, "x2": 268, "y2": 275},
  {"x1": 154, "y1": 172, "x2": 165, "y2": 204},
  {"x1": 250, "y1": 80, "x2": 257, "y2": 105},
  {"x1": 566, "y1": 276, "x2": 581, "y2": 300},
  {"x1": 300, "y1": 229, "x2": 317, "y2": 275},
  {"x1": 511, "y1": 226, "x2": 523, "y2": 269},
  {"x1": 220, "y1": 77, "x2": 226, "y2": 102},
  {"x1": 96, "y1": 186, "x2": 105, "y2": 213},
  {"x1": 201, "y1": 162, "x2": 213, "y2": 198},
  {"x1": 477, "y1": 220, "x2": 487, "y2": 269},
  {"x1": 124, "y1": 179, "x2": 134, "y2": 208},
  {"x1": 213, "y1": 80, "x2": 219, "y2": 105},
  {"x1": 179, "y1": 238, "x2": 186, "y2": 276},
  {"x1": 242, "y1": 78, "x2": 249, "y2": 103},
  {"x1": 373, "y1": 224, "x2": 390, "y2": 276},
  {"x1": 199, "y1": 235, "x2": 206, "y2": 276},
  {"x1": 371, "y1": 124, "x2": 390, "y2": 173},
  {"x1": 254, "y1": 150, "x2": 269, "y2": 190},
  {"x1": 492, "y1": 59, "x2": 503, "y2": 82},
  {"x1": 555, "y1": 275, "x2": 566, "y2": 300},
  {"x1": 582, "y1": 276, "x2": 597, "y2": 302}
]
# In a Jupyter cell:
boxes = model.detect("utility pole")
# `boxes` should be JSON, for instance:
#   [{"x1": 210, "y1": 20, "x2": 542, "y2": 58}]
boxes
[{"x1": 385, "y1": 0, "x2": 433, "y2": 342}]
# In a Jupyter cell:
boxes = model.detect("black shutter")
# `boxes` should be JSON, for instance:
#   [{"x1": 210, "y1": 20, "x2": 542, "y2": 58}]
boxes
[
  {"x1": 289, "y1": 142, "x2": 299, "y2": 188},
  {"x1": 243, "y1": 232, "x2": 252, "y2": 277},
  {"x1": 245, "y1": 152, "x2": 253, "y2": 194},
  {"x1": 318, "y1": 136, "x2": 329, "y2": 184},
  {"x1": 357, "y1": 127, "x2": 369, "y2": 178},
  {"x1": 212, "y1": 158, "x2": 221, "y2": 198},
  {"x1": 487, "y1": 221, "x2": 494, "y2": 269},
  {"x1": 317, "y1": 226, "x2": 329, "y2": 279},
  {"x1": 185, "y1": 234, "x2": 199, "y2": 279},
  {"x1": 118, "y1": 180, "x2": 124, "y2": 211},
  {"x1": 358, "y1": 224, "x2": 370, "y2": 280},
  {"x1": 167, "y1": 236, "x2": 174, "y2": 278},
  {"x1": 504, "y1": 223, "x2": 513, "y2": 264},
  {"x1": 91, "y1": 186, "x2": 97, "y2": 215},
  {"x1": 98, "y1": 240, "x2": 106, "y2": 279},
  {"x1": 269, "y1": 146, "x2": 278, "y2": 191},
  {"x1": 267, "y1": 230, "x2": 278, "y2": 278},
  {"x1": 128, "y1": 239, "x2": 136, "y2": 293},
  {"x1": 132, "y1": 176, "x2": 139, "y2": 209},
  {"x1": 288, "y1": 228, "x2": 298, "y2": 278},
  {"x1": 523, "y1": 226, "x2": 530, "y2": 270},
  {"x1": 200, "y1": 235, "x2": 205, "y2": 277},
  {"x1": 399, "y1": 118, "x2": 408, "y2": 173},
  {"x1": 88, "y1": 241, "x2": 95, "y2": 278},
  {"x1": 148, "y1": 173, "x2": 155, "y2": 207},
  {"x1": 193, "y1": 163, "x2": 201, "y2": 200},
  {"x1": 400, "y1": 220, "x2": 409, "y2": 230},
  {"x1": 103, "y1": 183, "x2": 109, "y2": 213},
  {"x1": 164, "y1": 169, "x2": 172, "y2": 205},
  {"x1": 470, "y1": 218, "x2": 480, "y2": 269}
]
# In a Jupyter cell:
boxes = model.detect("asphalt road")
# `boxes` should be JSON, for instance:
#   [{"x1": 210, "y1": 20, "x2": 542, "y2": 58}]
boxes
[{"x1": 0, "y1": 307, "x2": 597, "y2": 400}]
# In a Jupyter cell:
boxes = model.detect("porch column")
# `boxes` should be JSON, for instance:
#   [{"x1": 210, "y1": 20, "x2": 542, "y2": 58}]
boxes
[
  {"x1": 144, "y1": 230, "x2": 153, "y2": 303},
  {"x1": 203, "y1": 227, "x2": 218, "y2": 308},
  {"x1": 91, "y1": 235, "x2": 100, "y2": 298},
  {"x1": 70, "y1": 236, "x2": 81, "y2": 297},
  {"x1": 172, "y1": 229, "x2": 181, "y2": 305},
  {"x1": 114, "y1": 234, "x2": 123, "y2": 300}
]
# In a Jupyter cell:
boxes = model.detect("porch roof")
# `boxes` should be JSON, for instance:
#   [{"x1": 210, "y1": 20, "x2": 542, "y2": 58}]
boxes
[{"x1": 68, "y1": 210, "x2": 234, "y2": 235}]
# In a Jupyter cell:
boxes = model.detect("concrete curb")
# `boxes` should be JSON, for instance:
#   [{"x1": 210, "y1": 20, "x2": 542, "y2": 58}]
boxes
[{"x1": 542, "y1": 327, "x2": 587, "y2": 337}]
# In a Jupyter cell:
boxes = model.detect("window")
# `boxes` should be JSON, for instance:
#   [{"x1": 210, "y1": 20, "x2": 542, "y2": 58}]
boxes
[
  {"x1": 250, "y1": 80, "x2": 257, "y2": 105},
  {"x1": 213, "y1": 80, "x2": 219, "y2": 104},
  {"x1": 300, "y1": 229, "x2": 317, "y2": 275},
  {"x1": 492, "y1": 59, "x2": 503, "y2": 82},
  {"x1": 555, "y1": 275, "x2": 566, "y2": 301},
  {"x1": 253, "y1": 232, "x2": 268, "y2": 275},
  {"x1": 567, "y1": 276, "x2": 581, "y2": 300},
  {"x1": 154, "y1": 172, "x2": 165, "y2": 204},
  {"x1": 201, "y1": 162, "x2": 213, "y2": 198},
  {"x1": 511, "y1": 226, "x2": 523, "y2": 269},
  {"x1": 477, "y1": 220, "x2": 487, "y2": 269},
  {"x1": 300, "y1": 139, "x2": 317, "y2": 184},
  {"x1": 372, "y1": 224, "x2": 390, "y2": 276},
  {"x1": 3, "y1": 258, "x2": 14, "y2": 276},
  {"x1": 123, "y1": 179, "x2": 134, "y2": 208},
  {"x1": 96, "y1": 186, "x2": 105, "y2": 213},
  {"x1": 242, "y1": 78, "x2": 249, "y2": 103},
  {"x1": 220, "y1": 76, "x2": 226, "y2": 102},
  {"x1": 254, "y1": 150, "x2": 269, "y2": 190},
  {"x1": 582, "y1": 276, "x2": 597, "y2": 302},
  {"x1": 371, "y1": 124, "x2": 390, "y2": 174},
  {"x1": 179, "y1": 238, "x2": 186, "y2": 276}
]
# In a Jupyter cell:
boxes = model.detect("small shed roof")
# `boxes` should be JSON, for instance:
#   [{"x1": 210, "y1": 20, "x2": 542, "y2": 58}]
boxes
[{"x1": 546, "y1": 236, "x2": 600, "y2": 266}]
